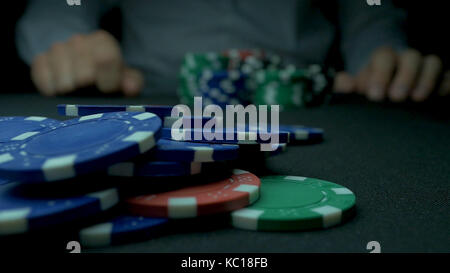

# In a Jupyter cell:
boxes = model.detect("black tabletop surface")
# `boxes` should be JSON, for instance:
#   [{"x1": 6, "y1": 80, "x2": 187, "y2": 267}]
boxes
[{"x1": 0, "y1": 93, "x2": 449, "y2": 253}]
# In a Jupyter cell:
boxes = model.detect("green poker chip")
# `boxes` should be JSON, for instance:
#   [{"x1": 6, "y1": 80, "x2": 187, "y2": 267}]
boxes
[
  {"x1": 178, "y1": 52, "x2": 230, "y2": 106},
  {"x1": 231, "y1": 176, "x2": 356, "y2": 231},
  {"x1": 253, "y1": 81, "x2": 309, "y2": 110},
  {"x1": 251, "y1": 68, "x2": 314, "y2": 109}
]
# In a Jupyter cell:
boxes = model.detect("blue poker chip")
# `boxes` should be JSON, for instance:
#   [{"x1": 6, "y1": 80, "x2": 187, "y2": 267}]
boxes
[
  {"x1": 107, "y1": 161, "x2": 203, "y2": 177},
  {"x1": 0, "y1": 112, "x2": 162, "y2": 183},
  {"x1": 0, "y1": 116, "x2": 60, "y2": 144},
  {"x1": 279, "y1": 125, "x2": 324, "y2": 142},
  {"x1": 151, "y1": 139, "x2": 239, "y2": 162},
  {"x1": 161, "y1": 127, "x2": 290, "y2": 144},
  {"x1": 57, "y1": 104, "x2": 175, "y2": 120},
  {"x1": 0, "y1": 182, "x2": 119, "y2": 235},
  {"x1": 78, "y1": 215, "x2": 168, "y2": 248}
]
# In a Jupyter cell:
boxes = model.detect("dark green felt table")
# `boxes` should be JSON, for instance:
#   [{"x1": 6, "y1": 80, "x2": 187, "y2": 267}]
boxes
[{"x1": 0, "y1": 92, "x2": 448, "y2": 253}]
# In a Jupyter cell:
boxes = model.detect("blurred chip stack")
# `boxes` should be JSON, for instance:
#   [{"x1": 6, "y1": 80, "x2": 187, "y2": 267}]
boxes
[{"x1": 177, "y1": 49, "x2": 334, "y2": 110}]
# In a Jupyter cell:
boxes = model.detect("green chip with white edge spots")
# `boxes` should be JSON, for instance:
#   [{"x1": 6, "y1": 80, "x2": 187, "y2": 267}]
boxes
[{"x1": 231, "y1": 175, "x2": 356, "y2": 231}]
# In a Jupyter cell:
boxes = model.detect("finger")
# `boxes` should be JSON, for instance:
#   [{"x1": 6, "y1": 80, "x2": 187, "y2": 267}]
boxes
[
  {"x1": 356, "y1": 65, "x2": 370, "y2": 95},
  {"x1": 438, "y1": 71, "x2": 450, "y2": 96},
  {"x1": 367, "y1": 47, "x2": 397, "y2": 101},
  {"x1": 68, "y1": 34, "x2": 96, "y2": 88},
  {"x1": 89, "y1": 31, "x2": 123, "y2": 93},
  {"x1": 31, "y1": 53, "x2": 55, "y2": 96},
  {"x1": 411, "y1": 55, "x2": 443, "y2": 102},
  {"x1": 48, "y1": 42, "x2": 75, "y2": 94},
  {"x1": 333, "y1": 72, "x2": 356, "y2": 93},
  {"x1": 388, "y1": 49, "x2": 422, "y2": 102},
  {"x1": 121, "y1": 67, "x2": 144, "y2": 97}
]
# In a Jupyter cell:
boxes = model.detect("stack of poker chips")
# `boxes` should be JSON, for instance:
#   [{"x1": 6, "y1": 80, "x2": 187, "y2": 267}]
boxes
[
  {"x1": 0, "y1": 105, "x2": 355, "y2": 249},
  {"x1": 177, "y1": 49, "x2": 334, "y2": 109}
]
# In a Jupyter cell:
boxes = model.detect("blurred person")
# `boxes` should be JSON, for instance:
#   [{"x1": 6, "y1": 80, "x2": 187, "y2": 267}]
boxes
[{"x1": 16, "y1": 0, "x2": 450, "y2": 102}]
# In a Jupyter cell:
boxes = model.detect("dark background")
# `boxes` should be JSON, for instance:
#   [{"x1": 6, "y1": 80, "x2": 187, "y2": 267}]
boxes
[{"x1": 3, "y1": 1, "x2": 450, "y2": 94}]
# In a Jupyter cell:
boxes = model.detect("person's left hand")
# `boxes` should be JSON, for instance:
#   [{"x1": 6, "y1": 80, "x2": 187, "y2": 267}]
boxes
[{"x1": 334, "y1": 46, "x2": 450, "y2": 102}]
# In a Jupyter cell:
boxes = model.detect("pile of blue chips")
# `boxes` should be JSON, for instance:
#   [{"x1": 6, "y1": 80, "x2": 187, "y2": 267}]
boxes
[{"x1": 0, "y1": 104, "x2": 324, "y2": 249}]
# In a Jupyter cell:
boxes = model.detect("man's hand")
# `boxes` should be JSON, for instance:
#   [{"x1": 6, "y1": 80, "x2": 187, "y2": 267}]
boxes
[
  {"x1": 334, "y1": 47, "x2": 450, "y2": 102},
  {"x1": 31, "y1": 30, "x2": 144, "y2": 96}
]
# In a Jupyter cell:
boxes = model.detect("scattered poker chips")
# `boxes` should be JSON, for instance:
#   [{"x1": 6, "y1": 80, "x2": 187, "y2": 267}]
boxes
[
  {"x1": 0, "y1": 61, "x2": 354, "y2": 249},
  {"x1": 231, "y1": 176, "x2": 356, "y2": 231},
  {"x1": 126, "y1": 169, "x2": 261, "y2": 218},
  {"x1": 0, "y1": 182, "x2": 119, "y2": 235},
  {"x1": 78, "y1": 215, "x2": 168, "y2": 248},
  {"x1": 0, "y1": 112, "x2": 162, "y2": 183}
]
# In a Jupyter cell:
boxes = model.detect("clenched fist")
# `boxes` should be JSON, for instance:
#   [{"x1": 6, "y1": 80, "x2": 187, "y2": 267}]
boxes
[{"x1": 31, "y1": 30, "x2": 144, "y2": 96}]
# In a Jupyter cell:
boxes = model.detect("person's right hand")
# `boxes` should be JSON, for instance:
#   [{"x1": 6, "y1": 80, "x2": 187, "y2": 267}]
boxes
[{"x1": 31, "y1": 30, "x2": 144, "y2": 96}]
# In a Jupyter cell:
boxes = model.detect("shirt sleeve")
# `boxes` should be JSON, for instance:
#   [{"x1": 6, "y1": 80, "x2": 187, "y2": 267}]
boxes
[
  {"x1": 338, "y1": 0, "x2": 408, "y2": 74},
  {"x1": 16, "y1": 0, "x2": 117, "y2": 65}
]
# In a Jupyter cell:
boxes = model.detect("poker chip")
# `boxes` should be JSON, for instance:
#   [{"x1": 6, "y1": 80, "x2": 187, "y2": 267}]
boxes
[
  {"x1": 178, "y1": 52, "x2": 229, "y2": 106},
  {"x1": 126, "y1": 169, "x2": 261, "y2": 218},
  {"x1": 161, "y1": 128, "x2": 290, "y2": 144},
  {"x1": 0, "y1": 116, "x2": 60, "y2": 144},
  {"x1": 57, "y1": 104, "x2": 176, "y2": 119},
  {"x1": 0, "y1": 182, "x2": 119, "y2": 235},
  {"x1": 199, "y1": 70, "x2": 250, "y2": 108},
  {"x1": 0, "y1": 112, "x2": 161, "y2": 183},
  {"x1": 279, "y1": 125, "x2": 324, "y2": 142},
  {"x1": 107, "y1": 161, "x2": 203, "y2": 177},
  {"x1": 252, "y1": 68, "x2": 312, "y2": 109},
  {"x1": 231, "y1": 176, "x2": 356, "y2": 231},
  {"x1": 151, "y1": 139, "x2": 239, "y2": 162},
  {"x1": 78, "y1": 215, "x2": 168, "y2": 248}
]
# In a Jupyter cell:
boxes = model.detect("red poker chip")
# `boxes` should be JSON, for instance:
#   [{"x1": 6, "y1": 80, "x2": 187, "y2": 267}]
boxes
[{"x1": 126, "y1": 169, "x2": 261, "y2": 219}]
